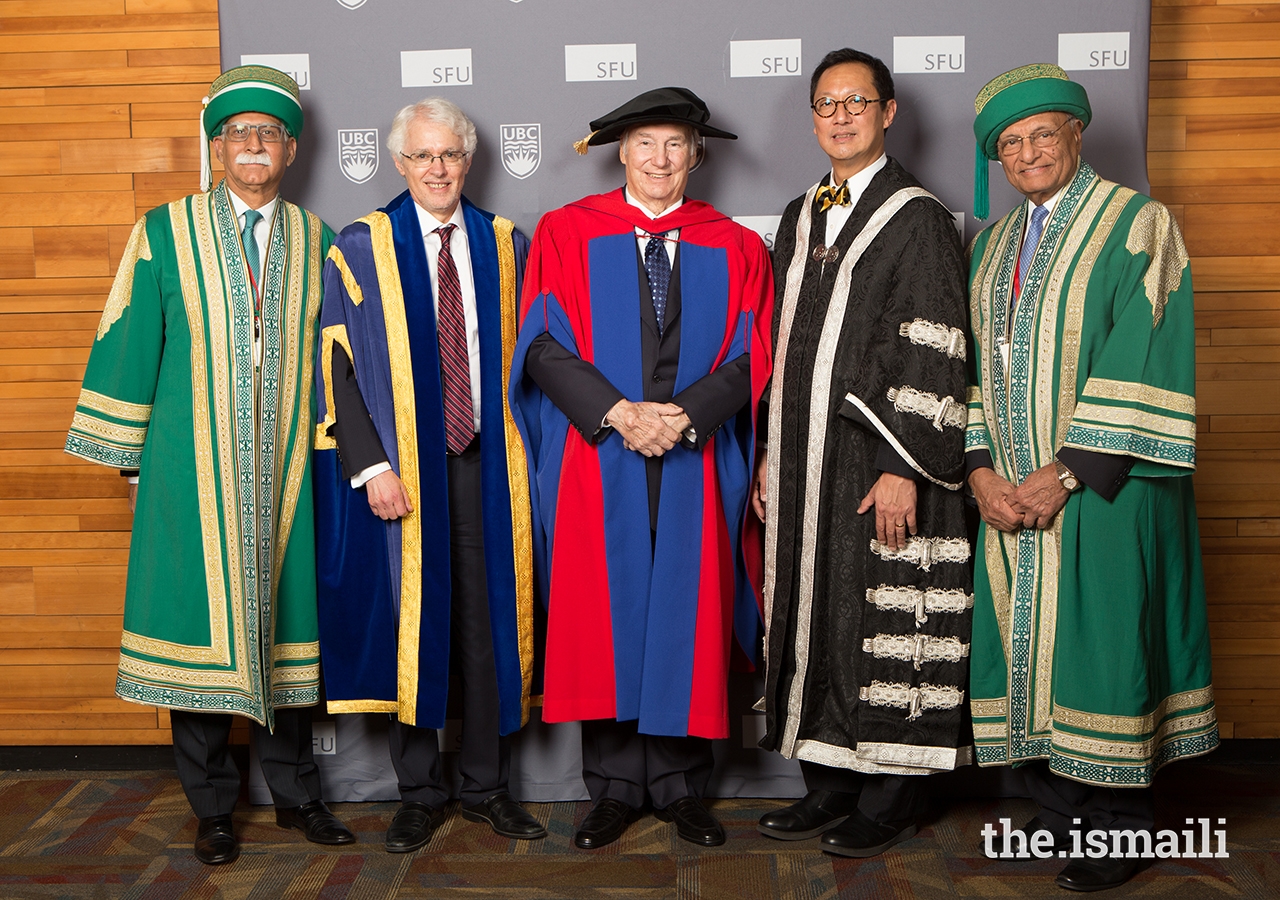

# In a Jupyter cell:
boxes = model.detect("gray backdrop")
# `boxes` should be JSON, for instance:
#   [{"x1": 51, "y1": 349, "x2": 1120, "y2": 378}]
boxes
[{"x1": 226, "y1": 0, "x2": 1151, "y2": 802}]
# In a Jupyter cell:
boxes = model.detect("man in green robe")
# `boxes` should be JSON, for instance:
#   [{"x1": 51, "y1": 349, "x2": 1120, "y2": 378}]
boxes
[
  {"x1": 65, "y1": 65, "x2": 352, "y2": 865},
  {"x1": 966, "y1": 64, "x2": 1217, "y2": 892}
]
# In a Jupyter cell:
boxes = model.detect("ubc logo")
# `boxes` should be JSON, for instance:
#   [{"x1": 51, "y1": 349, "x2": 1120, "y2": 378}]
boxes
[
  {"x1": 1059, "y1": 32, "x2": 1130, "y2": 71},
  {"x1": 239, "y1": 53, "x2": 311, "y2": 90},
  {"x1": 401, "y1": 49, "x2": 473, "y2": 87},
  {"x1": 892, "y1": 36, "x2": 964, "y2": 74},
  {"x1": 732, "y1": 216, "x2": 782, "y2": 252},
  {"x1": 564, "y1": 44, "x2": 637, "y2": 82},
  {"x1": 334, "y1": 0, "x2": 366, "y2": 7},
  {"x1": 338, "y1": 129, "x2": 379, "y2": 185},
  {"x1": 729, "y1": 39, "x2": 802, "y2": 78},
  {"x1": 501, "y1": 124, "x2": 540, "y2": 180}
]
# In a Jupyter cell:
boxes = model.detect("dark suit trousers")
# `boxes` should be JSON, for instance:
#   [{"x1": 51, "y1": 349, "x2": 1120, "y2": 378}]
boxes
[
  {"x1": 388, "y1": 441, "x2": 509, "y2": 808},
  {"x1": 170, "y1": 707, "x2": 321, "y2": 818},
  {"x1": 800, "y1": 759, "x2": 927, "y2": 824},
  {"x1": 581, "y1": 719, "x2": 714, "y2": 810},
  {"x1": 1022, "y1": 761, "x2": 1155, "y2": 838}
]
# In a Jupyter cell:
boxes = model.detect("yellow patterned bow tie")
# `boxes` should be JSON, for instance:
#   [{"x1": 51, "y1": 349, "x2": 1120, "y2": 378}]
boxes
[{"x1": 815, "y1": 181, "x2": 851, "y2": 212}]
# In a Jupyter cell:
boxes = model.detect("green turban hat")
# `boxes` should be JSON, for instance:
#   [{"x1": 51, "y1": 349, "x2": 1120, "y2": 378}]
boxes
[
  {"x1": 972, "y1": 64, "x2": 1091, "y2": 220},
  {"x1": 199, "y1": 65, "x2": 304, "y2": 192}
]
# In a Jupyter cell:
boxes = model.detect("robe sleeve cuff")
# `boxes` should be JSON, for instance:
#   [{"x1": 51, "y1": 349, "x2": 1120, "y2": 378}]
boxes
[{"x1": 1057, "y1": 447, "x2": 1132, "y2": 502}]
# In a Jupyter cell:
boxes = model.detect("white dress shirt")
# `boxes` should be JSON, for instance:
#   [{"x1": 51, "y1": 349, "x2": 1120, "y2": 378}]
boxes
[
  {"x1": 625, "y1": 188, "x2": 680, "y2": 266},
  {"x1": 824, "y1": 153, "x2": 887, "y2": 246},
  {"x1": 351, "y1": 201, "x2": 482, "y2": 488}
]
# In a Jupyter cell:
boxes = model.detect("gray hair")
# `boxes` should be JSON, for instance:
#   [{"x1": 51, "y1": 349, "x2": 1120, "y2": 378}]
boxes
[{"x1": 387, "y1": 97, "x2": 477, "y2": 156}]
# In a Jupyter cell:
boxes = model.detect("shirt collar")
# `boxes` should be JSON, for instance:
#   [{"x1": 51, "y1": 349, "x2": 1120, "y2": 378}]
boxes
[
  {"x1": 227, "y1": 189, "x2": 278, "y2": 226},
  {"x1": 624, "y1": 187, "x2": 683, "y2": 221},
  {"x1": 828, "y1": 153, "x2": 887, "y2": 206},
  {"x1": 414, "y1": 200, "x2": 467, "y2": 238}
]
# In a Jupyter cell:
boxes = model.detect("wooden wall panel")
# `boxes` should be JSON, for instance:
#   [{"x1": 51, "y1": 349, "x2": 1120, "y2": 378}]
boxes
[
  {"x1": 1154, "y1": 0, "x2": 1280, "y2": 740},
  {"x1": 0, "y1": 0, "x2": 1275, "y2": 746},
  {"x1": 0, "y1": 0, "x2": 216, "y2": 745}
]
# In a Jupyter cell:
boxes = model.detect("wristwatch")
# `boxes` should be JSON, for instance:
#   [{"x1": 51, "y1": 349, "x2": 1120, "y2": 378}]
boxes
[{"x1": 1054, "y1": 458, "x2": 1080, "y2": 492}]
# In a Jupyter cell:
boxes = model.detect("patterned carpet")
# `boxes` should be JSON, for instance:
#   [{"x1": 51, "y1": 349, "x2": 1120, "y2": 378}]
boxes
[{"x1": 0, "y1": 758, "x2": 1274, "y2": 899}]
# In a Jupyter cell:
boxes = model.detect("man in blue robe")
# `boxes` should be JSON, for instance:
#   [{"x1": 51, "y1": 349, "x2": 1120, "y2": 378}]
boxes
[{"x1": 314, "y1": 97, "x2": 542, "y2": 852}]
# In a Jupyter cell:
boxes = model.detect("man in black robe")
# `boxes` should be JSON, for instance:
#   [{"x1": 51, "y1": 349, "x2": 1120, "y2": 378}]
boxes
[{"x1": 754, "y1": 48, "x2": 972, "y2": 859}]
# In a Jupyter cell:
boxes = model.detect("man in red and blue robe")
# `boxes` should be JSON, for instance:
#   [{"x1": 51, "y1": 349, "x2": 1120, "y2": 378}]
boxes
[{"x1": 509, "y1": 87, "x2": 773, "y2": 850}]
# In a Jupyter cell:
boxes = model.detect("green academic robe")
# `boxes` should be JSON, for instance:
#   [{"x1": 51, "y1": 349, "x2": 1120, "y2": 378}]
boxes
[
  {"x1": 966, "y1": 161, "x2": 1218, "y2": 786},
  {"x1": 65, "y1": 182, "x2": 333, "y2": 728}
]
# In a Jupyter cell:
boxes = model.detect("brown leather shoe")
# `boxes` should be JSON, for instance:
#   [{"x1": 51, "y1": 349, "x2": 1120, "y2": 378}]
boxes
[{"x1": 275, "y1": 799, "x2": 355, "y2": 845}]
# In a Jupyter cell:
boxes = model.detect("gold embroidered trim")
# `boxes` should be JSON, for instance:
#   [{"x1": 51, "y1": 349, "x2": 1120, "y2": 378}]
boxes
[
  {"x1": 1053, "y1": 686, "x2": 1215, "y2": 736},
  {"x1": 272, "y1": 640, "x2": 321, "y2": 662},
  {"x1": 862, "y1": 633, "x2": 970, "y2": 670},
  {"x1": 1080, "y1": 377, "x2": 1195, "y2": 418},
  {"x1": 1071, "y1": 403, "x2": 1196, "y2": 444},
  {"x1": 494, "y1": 215, "x2": 535, "y2": 726},
  {"x1": 167, "y1": 197, "x2": 235, "y2": 673},
  {"x1": 971, "y1": 696, "x2": 1007, "y2": 718},
  {"x1": 975, "y1": 63, "x2": 1069, "y2": 114},
  {"x1": 1125, "y1": 201, "x2": 1188, "y2": 328},
  {"x1": 69, "y1": 412, "x2": 148, "y2": 449},
  {"x1": 1051, "y1": 709, "x2": 1219, "y2": 761},
  {"x1": 97, "y1": 217, "x2": 152, "y2": 341},
  {"x1": 362, "y1": 211, "x2": 423, "y2": 726},
  {"x1": 315, "y1": 323, "x2": 354, "y2": 451},
  {"x1": 76, "y1": 389, "x2": 153, "y2": 423},
  {"x1": 327, "y1": 244, "x2": 365, "y2": 307},
  {"x1": 327, "y1": 699, "x2": 400, "y2": 714},
  {"x1": 898, "y1": 318, "x2": 966, "y2": 360}
]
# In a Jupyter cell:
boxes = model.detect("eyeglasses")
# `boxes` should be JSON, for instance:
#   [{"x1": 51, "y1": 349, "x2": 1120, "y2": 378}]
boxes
[
  {"x1": 811, "y1": 94, "x2": 889, "y2": 118},
  {"x1": 996, "y1": 118, "x2": 1078, "y2": 158},
  {"x1": 221, "y1": 122, "x2": 287, "y2": 143},
  {"x1": 399, "y1": 149, "x2": 469, "y2": 168}
]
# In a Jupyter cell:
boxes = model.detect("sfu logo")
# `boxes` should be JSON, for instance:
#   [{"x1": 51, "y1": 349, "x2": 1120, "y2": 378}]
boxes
[
  {"x1": 338, "y1": 128, "x2": 379, "y2": 184},
  {"x1": 500, "y1": 124, "x2": 540, "y2": 180}
]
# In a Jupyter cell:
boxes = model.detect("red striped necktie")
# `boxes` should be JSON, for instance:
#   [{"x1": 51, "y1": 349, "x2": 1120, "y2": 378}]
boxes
[{"x1": 434, "y1": 224, "x2": 474, "y2": 454}]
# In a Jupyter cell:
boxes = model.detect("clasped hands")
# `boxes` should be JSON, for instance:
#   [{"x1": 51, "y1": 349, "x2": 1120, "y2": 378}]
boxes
[
  {"x1": 606, "y1": 398, "x2": 690, "y2": 457},
  {"x1": 969, "y1": 463, "x2": 1069, "y2": 532}
]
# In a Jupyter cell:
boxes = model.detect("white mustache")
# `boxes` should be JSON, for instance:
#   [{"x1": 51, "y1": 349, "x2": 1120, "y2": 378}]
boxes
[{"x1": 234, "y1": 152, "x2": 273, "y2": 165}]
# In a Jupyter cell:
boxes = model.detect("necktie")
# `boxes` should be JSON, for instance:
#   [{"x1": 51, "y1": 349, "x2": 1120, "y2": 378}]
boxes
[
  {"x1": 644, "y1": 232, "x2": 671, "y2": 333},
  {"x1": 1014, "y1": 204, "x2": 1048, "y2": 307},
  {"x1": 815, "y1": 180, "x2": 851, "y2": 212},
  {"x1": 434, "y1": 224, "x2": 474, "y2": 454},
  {"x1": 241, "y1": 209, "x2": 262, "y2": 286}
]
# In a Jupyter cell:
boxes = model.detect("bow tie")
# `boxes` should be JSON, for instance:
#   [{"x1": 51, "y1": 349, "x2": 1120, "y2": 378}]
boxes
[{"x1": 815, "y1": 181, "x2": 851, "y2": 212}]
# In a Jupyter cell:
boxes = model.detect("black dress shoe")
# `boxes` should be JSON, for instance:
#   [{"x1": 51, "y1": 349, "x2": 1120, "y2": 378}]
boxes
[
  {"x1": 461, "y1": 791, "x2": 547, "y2": 839},
  {"x1": 655, "y1": 796, "x2": 726, "y2": 847},
  {"x1": 980, "y1": 814, "x2": 1073, "y2": 857},
  {"x1": 820, "y1": 810, "x2": 918, "y2": 858},
  {"x1": 385, "y1": 801, "x2": 445, "y2": 853},
  {"x1": 1056, "y1": 857, "x2": 1143, "y2": 892},
  {"x1": 574, "y1": 798, "x2": 637, "y2": 850},
  {"x1": 758, "y1": 790, "x2": 859, "y2": 841},
  {"x1": 194, "y1": 814, "x2": 239, "y2": 865},
  {"x1": 275, "y1": 799, "x2": 355, "y2": 845}
]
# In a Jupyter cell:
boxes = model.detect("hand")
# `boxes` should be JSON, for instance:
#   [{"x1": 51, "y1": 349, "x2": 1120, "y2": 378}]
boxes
[
  {"x1": 1008, "y1": 463, "x2": 1070, "y2": 529},
  {"x1": 606, "y1": 399, "x2": 684, "y2": 457},
  {"x1": 969, "y1": 467, "x2": 1021, "y2": 532},
  {"x1": 366, "y1": 470, "x2": 414, "y2": 521},
  {"x1": 751, "y1": 449, "x2": 768, "y2": 522},
  {"x1": 128, "y1": 483, "x2": 137, "y2": 514},
  {"x1": 660, "y1": 412, "x2": 692, "y2": 439},
  {"x1": 857, "y1": 472, "x2": 917, "y2": 551}
]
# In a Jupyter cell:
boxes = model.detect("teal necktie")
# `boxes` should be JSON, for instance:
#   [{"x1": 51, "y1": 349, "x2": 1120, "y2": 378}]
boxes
[{"x1": 242, "y1": 208, "x2": 262, "y2": 285}]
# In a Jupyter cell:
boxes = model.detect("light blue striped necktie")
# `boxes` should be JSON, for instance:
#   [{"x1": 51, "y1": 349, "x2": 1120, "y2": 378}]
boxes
[{"x1": 1014, "y1": 204, "x2": 1048, "y2": 310}]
